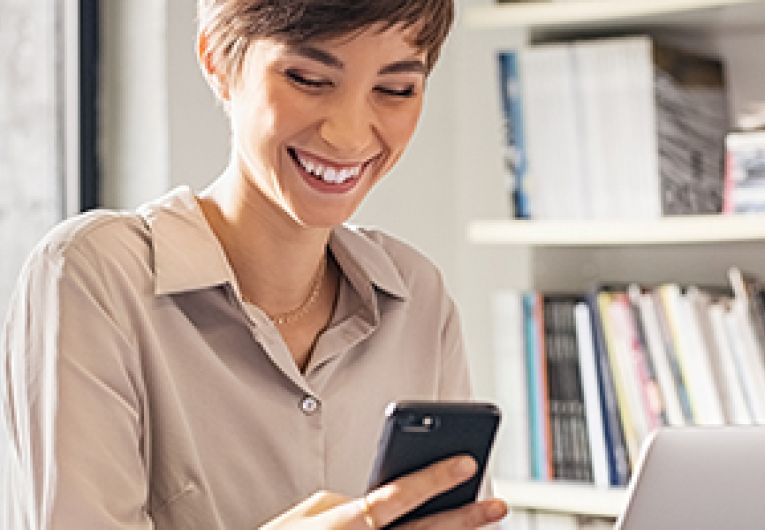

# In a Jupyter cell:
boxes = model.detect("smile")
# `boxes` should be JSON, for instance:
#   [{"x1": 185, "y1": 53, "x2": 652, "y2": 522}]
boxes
[{"x1": 288, "y1": 147, "x2": 369, "y2": 185}]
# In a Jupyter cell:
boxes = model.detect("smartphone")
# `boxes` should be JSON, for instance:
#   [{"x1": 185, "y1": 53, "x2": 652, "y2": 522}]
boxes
[{"x1": 367, "y1": 400, "x2": 501, "y2": 527}]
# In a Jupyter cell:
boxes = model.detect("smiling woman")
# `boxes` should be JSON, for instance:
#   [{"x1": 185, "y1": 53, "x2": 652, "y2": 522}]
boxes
[{"x1": 0, "y1": 2, "x2": 508, "y2": 529}]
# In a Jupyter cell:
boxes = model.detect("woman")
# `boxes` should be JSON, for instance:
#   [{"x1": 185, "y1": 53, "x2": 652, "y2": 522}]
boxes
[{"x1": 1, "y1": 1, "x2": 508, "y2": 528}]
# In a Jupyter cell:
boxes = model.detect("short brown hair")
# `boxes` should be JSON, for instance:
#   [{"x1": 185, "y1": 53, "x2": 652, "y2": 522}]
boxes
[{"x1": 198, "y1": 0, "x2": 454, "y2": 82}]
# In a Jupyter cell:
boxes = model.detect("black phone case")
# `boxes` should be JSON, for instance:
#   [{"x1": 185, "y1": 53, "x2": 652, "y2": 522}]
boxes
[{"x1": 367, "y1": 401, "x2": 501, "y2": 528}]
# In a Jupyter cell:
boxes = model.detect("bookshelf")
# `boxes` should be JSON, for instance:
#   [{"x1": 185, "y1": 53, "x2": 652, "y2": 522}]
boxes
[
  {"x1": 463, "y1": 0, "x2": 765, "y2": 525},
  {"x1": 493, "y1": 479, "x2": 626, "y2": 518},
  {"x1": 466, "y1": 0, "x2": 765, "y2": 32},
  {"x1": 469, "y1": 215, "x2": 765, "y2": 246}
]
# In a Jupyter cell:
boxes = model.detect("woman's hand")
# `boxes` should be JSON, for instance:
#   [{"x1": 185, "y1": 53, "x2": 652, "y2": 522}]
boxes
[{"x1": 260, "y1": 455, "x2": 508, "y2": 529}]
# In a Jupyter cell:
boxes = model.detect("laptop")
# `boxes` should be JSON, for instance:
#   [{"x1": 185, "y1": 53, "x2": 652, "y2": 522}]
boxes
[{"x1": 615, "y1": 426, "x2": 765, "y2": 530}]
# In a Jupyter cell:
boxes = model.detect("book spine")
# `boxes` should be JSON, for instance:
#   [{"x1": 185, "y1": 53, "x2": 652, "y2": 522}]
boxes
[
  {"x1": 574, "y1": 302, "x2": 611, "y2": 487},
  {"x1": 727, "y1": 268, "x2": 765, "y2": 421},
  {"x1": 545, "y1": 297, "x2": 592, "y2": 482},
  {"x1": 635, "y1": 291, "x2": 686, "y2": 426},
  {"x1": 600, "y1": 293, "x2": 645, "y2": 465},
  {"x1": 535, "y1": 294, "x2": 554, "y2": 479},
  {"x1": 651, "y1": 288, "x2": 695, "y2": 422},
  {"x1": 544, "y1": 299, "x2": 565, "y2": 479},
  {"x1": 708, "y1": 301, "x2": 754, "y2": 425},
  {"x1": 497, "y1": 51, "x2": 530, "y2": 219},
  {"x1": 619, "y1": 292, "x2": 665, "y2": 431},
  {"x1": 491, "y1": 291, "x2": 530, "y2": 480},
  {"x1": 587, "y1": 292, "x2": 630, "y2": 486},
  {"x1": 654, "y1": 45, "x2": 728, "y2": 215},
  {"x1": 524, "y1": 293, "x2": 552, "y2": 479}
]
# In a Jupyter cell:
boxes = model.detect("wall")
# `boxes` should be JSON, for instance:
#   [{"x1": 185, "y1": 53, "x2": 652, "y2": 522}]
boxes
[{"x1": 100, "y1": 0, "x2": 170, "y2": 209}]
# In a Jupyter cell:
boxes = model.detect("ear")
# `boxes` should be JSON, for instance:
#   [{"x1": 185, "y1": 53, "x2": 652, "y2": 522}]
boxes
[{"x1": 197, "y1": 31, "x2": 230, "y2": 101}]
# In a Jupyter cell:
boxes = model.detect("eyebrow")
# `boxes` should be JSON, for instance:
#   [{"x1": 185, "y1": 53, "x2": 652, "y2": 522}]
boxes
[{"x1": 289, "y1": 45, "x2": 427, "y2": 76}]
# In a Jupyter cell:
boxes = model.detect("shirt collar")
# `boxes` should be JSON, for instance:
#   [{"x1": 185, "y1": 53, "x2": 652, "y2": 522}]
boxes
[
  {"x1": 330, "y1": 225, "x2": 409, "y2": 302},
  {"x1": 137, "y1": 186, "x2": 409, "y2": 302},
  {"x1": 137, "y1": 186, "x2": 239, "y2": 298}
]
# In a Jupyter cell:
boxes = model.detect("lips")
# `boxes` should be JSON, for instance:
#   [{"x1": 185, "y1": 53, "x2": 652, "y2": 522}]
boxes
[{"x1": 288, "y1": 147, "x2": 379, "y2": 193}]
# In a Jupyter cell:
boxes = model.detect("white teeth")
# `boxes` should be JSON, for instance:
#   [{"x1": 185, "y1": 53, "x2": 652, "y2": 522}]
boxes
[
  {"x1": 294, "y1": 150, "x2": 363, "y2": 184},
  {"x1": 324, "y1": 168, "x2": 338, "y2": 182}
]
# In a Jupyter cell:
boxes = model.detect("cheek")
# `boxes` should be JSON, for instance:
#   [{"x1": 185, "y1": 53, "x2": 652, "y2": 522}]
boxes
[
  {"x1": 232, "y1": 83, "x2": 304, "y2": 163},
  {"x1": 379, "y1": 102, "x2": 422, "y2": 157}
]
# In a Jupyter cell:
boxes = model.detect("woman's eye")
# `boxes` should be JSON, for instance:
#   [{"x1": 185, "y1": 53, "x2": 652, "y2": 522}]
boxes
[
  {"x1": 376, "y1": 85, "x2": 417, "y2": 98},
  {"x1": 285, "y1": 69, "x2": 332, "y2": 89}
]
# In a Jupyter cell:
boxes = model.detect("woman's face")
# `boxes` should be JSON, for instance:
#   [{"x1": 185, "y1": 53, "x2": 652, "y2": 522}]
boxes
[{"x1": 225, "y1": 24, "x2": 428, "y2": 228}]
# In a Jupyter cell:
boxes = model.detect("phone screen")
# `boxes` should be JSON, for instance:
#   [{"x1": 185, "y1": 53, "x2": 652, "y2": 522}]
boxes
[{"x1": 367, "y1": 401, "x2": 501, "y2": 527}]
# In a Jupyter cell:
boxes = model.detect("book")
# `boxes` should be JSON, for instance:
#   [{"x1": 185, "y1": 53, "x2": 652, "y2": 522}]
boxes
[
  {"x1": 597, "y1": 291, "x2": 646, "y2": 462},
  {"x1": 573, "y1": 36, "x2": 655, "y2": 219},
  {"x1": 517, "y1": 42, "x2": 586, "y2": 220},
  {"x1": 724, "y1": 129, "x2": 765, "y2": 213},
  {"x1": 544, "y1": 296, "x2": 592, "y2": 482},
  {"x1": 653, "y1": 42, "x2": 728, "y2": 215},
  {"x1": 707, "y1": 299, "x2": 754, "y2": 425},
  {"x1": 722, "y1": 301, "x2": 764, "y2": 422},
  {"x1": 497, "y1": 51, "x2": 531, "y2": 219},
  {"x1": 624, "y1": 287, "x2": 667, "y2": 429},
  {"x1": 655, "y1": 284, "x2": 725, "y2": 425},
  {"x1": 729, "y1": 268, "x2": 765, "y2": 366},
  {"x1": 491, "y1": 291, "x2": 530, "y2": 480},
  {"x1": 574, "y1": 302, "x2": 610, "y2": 488},
  {"x1": 650, "y1": 288, "x2": 694, "y2": 423},
  {"x1": 585, "y1": 291, "x2": 630, "y2": 487},
  {"x1": 686, "y1": 287, "x2": 745, "y2": 425},
  {"x1": 524, "y1": 293, "x2": 553, "y2": 480},
  {"x1": 633, "y1": 290, "x2": 686, "y2": 426},
  {"x1": 726, "y1": 268, "x2": 765, "y2": 422}
]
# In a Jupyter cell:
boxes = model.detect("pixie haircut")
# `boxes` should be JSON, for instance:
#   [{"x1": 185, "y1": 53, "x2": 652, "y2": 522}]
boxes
[{"x1": 198, "y1": 0, "x2": 454, "y2": 81}]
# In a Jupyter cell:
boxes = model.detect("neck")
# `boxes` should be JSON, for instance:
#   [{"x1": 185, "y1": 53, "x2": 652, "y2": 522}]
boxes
[{"x1": 197, "y1": 166, "x2": 331, "y2": 317}]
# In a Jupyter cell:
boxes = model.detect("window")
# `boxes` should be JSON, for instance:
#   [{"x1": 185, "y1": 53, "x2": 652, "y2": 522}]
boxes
[{"x1": 0, "y1": 0, "x2": 99, "y2": 317}]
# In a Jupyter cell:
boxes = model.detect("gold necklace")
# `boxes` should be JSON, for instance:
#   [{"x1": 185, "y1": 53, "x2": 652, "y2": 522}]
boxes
[{"x1": 266, "y1": 258, "x2": 327, "y2": 326}]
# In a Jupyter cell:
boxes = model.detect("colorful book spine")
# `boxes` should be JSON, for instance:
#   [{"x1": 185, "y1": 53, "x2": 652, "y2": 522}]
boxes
[
  {"x1": 586, "y1": 292, "x2": 631, "y2": 486},
  {"x1": 598, "y1": 292, "x2": 642, "y2": 466},
  {"x1": 634, "y1": 291, "x2": 686, "y2": 426},
  {"x1": 524, "y1": 293, "x2": 552, "y2": 479},
  {"x1": 497, "y1": 50, "x2": 530, "y2": 219}
]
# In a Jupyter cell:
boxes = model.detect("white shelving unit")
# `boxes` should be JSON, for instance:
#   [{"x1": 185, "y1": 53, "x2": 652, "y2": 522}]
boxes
[
  {"x1": 493, "y1": 479, "x2": 627, "y2": 518},
  {"x1": 466, "y1": 0, "x2": 765, "y2": 32},
  {"x1": 469, "y1": 215, "x2": 765, "y2": 247},
  {"x1": 465, "y1": 0, "x2": 765, "y2": 522}
]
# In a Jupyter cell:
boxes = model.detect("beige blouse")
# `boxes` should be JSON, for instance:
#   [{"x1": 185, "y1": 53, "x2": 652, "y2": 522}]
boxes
[{"x1": 1, "y1": 186, "x2": 483, "y2": 529}]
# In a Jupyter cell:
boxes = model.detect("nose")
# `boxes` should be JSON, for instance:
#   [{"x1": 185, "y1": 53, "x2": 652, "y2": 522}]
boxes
[{"x1": 319, "y1": 93, "x2": 378, "y2": 156}]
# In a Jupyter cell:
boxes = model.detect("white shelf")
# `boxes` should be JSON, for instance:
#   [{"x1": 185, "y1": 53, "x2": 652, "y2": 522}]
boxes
[
  {"x1": 466, "y1": 0, "x2": 765, "y2": 32},
  {"x1": 468, "y1": 215, "x2": 765, "y2": 246},
  {"x1": 493, "y1": 479, "x2": 627, "y2": 517}
]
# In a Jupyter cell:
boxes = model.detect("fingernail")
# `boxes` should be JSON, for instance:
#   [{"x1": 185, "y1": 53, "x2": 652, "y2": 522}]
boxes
[
  {"x1": 452, "y1": 456, "x2": 477, "y2": 478},
  {"x1": 486, "y1": 501, "x2": 507, "y2": 520}
]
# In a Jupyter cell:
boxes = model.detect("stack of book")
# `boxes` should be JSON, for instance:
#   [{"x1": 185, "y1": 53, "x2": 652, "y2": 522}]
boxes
[
  {"x1": 497, "y1": 35, "x2": 729, "y2": 220},
  {"x1": 491, "y1": 267, "x2": 765, "y2": 489}
]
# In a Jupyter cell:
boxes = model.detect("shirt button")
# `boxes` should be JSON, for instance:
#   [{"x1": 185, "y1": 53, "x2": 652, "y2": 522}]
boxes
[{"x1": 300, "y1": 395, "x2": 320, "y2": 415}]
